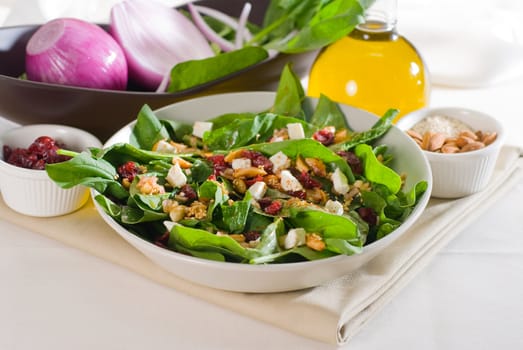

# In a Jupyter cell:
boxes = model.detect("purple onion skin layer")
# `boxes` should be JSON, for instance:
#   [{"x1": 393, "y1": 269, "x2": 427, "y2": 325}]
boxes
[
  {"x1": 110, "y1": 0, "x2": 214, "y2": 91},
  {"x1": 26, "y1": 18, "x2": 128, "y2": 90}
]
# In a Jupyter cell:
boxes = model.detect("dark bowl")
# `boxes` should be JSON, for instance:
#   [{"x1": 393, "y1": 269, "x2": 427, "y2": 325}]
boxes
[{"x1": 0, "y1": 0, "x2": 318, "y2": 141}]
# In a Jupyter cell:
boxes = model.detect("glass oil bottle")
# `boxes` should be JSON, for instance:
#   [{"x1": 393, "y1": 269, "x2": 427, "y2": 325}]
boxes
[{"x1": 307, "y1": 0, "x2": 430, "y2": 121}]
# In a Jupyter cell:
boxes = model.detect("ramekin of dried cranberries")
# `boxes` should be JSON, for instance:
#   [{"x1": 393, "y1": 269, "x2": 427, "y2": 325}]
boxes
[
  {"x1": 0, "y1": 124, "x2": 102, "y2": 216},
  {"x1": 396, "y1": 107, "x2": 505, "y2": 199}
]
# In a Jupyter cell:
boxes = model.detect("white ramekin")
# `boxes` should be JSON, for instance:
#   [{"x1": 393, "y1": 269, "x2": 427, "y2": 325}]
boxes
[
  {"x1": 396, "y1": 107, "x2": 505, "y2": 199},
  {"x1": 0, "y1": 124, "x2": 102, "y2": 217}
]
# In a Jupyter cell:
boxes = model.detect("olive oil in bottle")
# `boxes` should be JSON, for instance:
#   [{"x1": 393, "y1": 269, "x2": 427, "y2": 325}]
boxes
[{"x1": 307, "y1": 0, "x2": 430, "y2": 121}]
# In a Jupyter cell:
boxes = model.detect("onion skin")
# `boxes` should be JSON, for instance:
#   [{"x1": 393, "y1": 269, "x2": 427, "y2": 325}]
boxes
[
  {"x1": 25, "y1": 18, "x2": 128, "y2": 90},
  {"x1": 110, "y1": 0, "x2": 214, "y2": 91},
  {"x1": 188, "y1": 3, "x2": 235, "y2": 52}
]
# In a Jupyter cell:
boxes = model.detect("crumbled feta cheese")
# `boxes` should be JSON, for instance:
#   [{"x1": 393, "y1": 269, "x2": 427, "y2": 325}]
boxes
[
  {"x1": 287, "y1": 123, "x2": 305, "y2": 140},
  {"x1": 154, "y1": 140, "x2": 177, "y2": 154},
  {"x1": 231, "y1": 157, "x2": 252, "y2": 170},
  {"x1": 331, "y1": 168, "x2": 349, "y2": 195},
  {"x1": 270, "y1": 136, "x2": 285, "y2": 142},
  {"x1": 247, "y1": 181, "x2": 267, "y2": 200},
  {"x1": 192, "y1": 121, "x2": 213, "y2": 139},
  {"x1": 269, "y1": 151, "x2": 290, "y2": 173},
  {"x1": 283, "y1": 228, "x2": 307, "y2": 249},
  {"x1": 163, "y1": 221, "x2": 177, "y2": 232},
  {"x1": 166, "y1": 162, "x2": 187, "y2": 188},
  {"x1": 280, "y1": 170, "x2": 304, "y2": 192},
  {"x1": 324, "y1": 126, "x2": 336, "y2": 134},
  {"x1": 325, "y1": 199, "x2": 344, "y2": 215}
]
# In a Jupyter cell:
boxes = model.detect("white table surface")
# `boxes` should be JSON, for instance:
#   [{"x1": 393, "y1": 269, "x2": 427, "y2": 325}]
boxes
[{"x1": 1, "y1": 1, "x2": 523, "y2": 349}]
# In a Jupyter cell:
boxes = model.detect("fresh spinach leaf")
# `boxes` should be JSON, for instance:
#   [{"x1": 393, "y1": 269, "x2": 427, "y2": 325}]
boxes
[
  {"x1": 324, "y1": 238, "x2": 363, "y2": 255},
  {"x1": 309, "y1": 94, "x2": 350, "y2": 130},
  {"x1": 45, "y1": 151, "x2": 115, "y2": 187},
  {"x1": 260, "y1": 0, "x2": 371, "y2": 53},
  {"x1": 45, "y1": 151, "x2": 128, "y2": 199},
  {"x1": 203, "y1": 113, "x2": 276, "y2": 150},
  {"x1": 121, "y1": 205, "x2": 168, "y2": 224},
  {"x1": 130, "y1": 104, "x2": 170, "y2": 150},
  {"x1": 167, "y1": 46, "x2": 269, "y2": 93},
  {"x1": 129, "y1": 177, "x2": 171, "y2": 212},
  {"x1": 287, "y1": 207, "x2": 361, "y2": 243},
  {"x1": 402, "y1": 180, "x2": 429, "y2": 208},
  {"x1": 168, "y1": 224, "x2": 251, "y2": 261},
  {"x1": 175, "y1": 244, "x2": 227, "y2": 262},
  {"x1": 249, "y1": 245, "x2": 335, "y2": 264},
  {"x1": 208, "y1": 112, "x2": 258, "y2": 130},
  {"x1": 198, "y1": 180, "x2": 228, "y2": 219},
  {"x1": 203, "y1": 112, "x2": 312, "y2": 150},
  {"x1": 187, "y1": 159, "x2": 213, "y2": 184},
  {"x1": 333, "y1": 108, "x2": 398, "y2": 151},
  {"x1": 160, "y1": 119, "x2": 193, "y2": 143},
  {"x1": 250, "y1": 218, "x2": 284, "y2": 259},
  {"x1": 244, "y1": 211, "x2": 275, "y2": 233},
  {"x1": 247, "y1": 139, "x2": 355, "y2": 183},
  {"x1": 94, "y1": 194, "x2": 122, "y2": 219},
  {"x1": 218, "y1": 192, "x2": 252, "y2": 234},
  {"x1": 261, "y1": 0, "x2": 321, "y2": 41},
  {"x1": 274, "y1": 0, "x2": 365, "y2": 53},
  {"x1": 270, "y1": 63, "x2": 305, "y2": 118},
  {"x1": 376, "y1": 222, "x2": 398, "y2": 240},
  {"x1": 354, "y1": 143, "x2": 402, "y2": 194},
  {"x1": 98, "y1": 143, "x2": 174, "y2": 165}
]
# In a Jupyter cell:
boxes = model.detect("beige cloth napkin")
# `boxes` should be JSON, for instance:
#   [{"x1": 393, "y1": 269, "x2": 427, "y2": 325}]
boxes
[{"x1": 1, "y1": 145, "x2": 522, "y2": 346}]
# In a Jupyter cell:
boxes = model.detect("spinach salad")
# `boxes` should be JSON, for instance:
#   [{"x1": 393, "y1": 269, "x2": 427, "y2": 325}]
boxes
[{"x1": 46, "y1": 65, "x2": 427, "y2": 264}]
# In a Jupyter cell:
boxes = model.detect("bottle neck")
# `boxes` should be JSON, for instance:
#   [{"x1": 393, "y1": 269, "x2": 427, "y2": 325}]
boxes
[{"x1": 357, "y1": 0, "x2": 397, "y2": 33}]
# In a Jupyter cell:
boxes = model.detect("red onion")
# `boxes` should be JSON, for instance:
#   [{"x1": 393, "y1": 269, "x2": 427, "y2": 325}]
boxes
[
  {"x1": 188, "y1": 3, "x2": 254, "y2": 51},
  {"x1": 25, "y1": 18, "x2": 128, "y2": 90},
  {"x1": 110, "y1": 0, "x2": 214, "y2": 91},
  {"x1": 235, "y1": 3, "x2": 252, "y2": 49},
  {"x1": 187, "y1": 3, "x2": 235, "y2": 52}
]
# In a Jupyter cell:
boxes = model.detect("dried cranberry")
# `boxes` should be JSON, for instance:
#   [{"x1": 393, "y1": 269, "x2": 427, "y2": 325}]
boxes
[
  {"x1": 33, "y1": 159, "x2": 47, "y2": 170},
  {"x1": 357, "y1": 207, "x2": 378, "y2": 226},
  {"x1": 337, "y1": 150, "x2": 363, "y2": 175},
  {"x1": 207, "y1": 154, "x2": 229, "y2": 177},
  {"x1": 313, "y1": 129, "x2": 335, "y2": 146},
  {"x1": 241, "y1": 150, "x2": 273, "y2": 173},
  {"x1": 244, "y1": 231, "x2": 261, "y2": 242},
  {"x1": 3, "y1": 145, "x2": 12, "y2": 160},
  {"x1": 244, "y1": 175, "x2": 264, "y2": 187},
  {"x1": 179, "y1": 184, "x2": 198, "y2": 202},
  {"x1": 28, "y1": 136, "x2": 55, "y2": 153},
  {"x1": 28, "y1": 136, "x2": 68, "y2": 164},
  {"x1": 258, "y1": 197, "x2": 272, "y2": 209},
  {"x1": 258, "y1": 197, "x2": 282, "y2": 215},
  {"x1": 264, "y1": 201, "x2": 282, "y2": 215},
  {"x1": 292, "y1": 169, "x2": 321, "y2": 189},
  {"x1": 7, "y1": 149, "x2": 37, "y2": 169},
  {"x1": 154, "y1": 230, "x2": 170, "y2": 248},
  {"x1": 117, "y1": 161, "x2": 140, "y2": 182},
  {"x1": 287, "y1": 190, "x2": 306, "y2": 199},
  {"x1": 3, "y1": 136, "x2": 70, "y2": 170}
]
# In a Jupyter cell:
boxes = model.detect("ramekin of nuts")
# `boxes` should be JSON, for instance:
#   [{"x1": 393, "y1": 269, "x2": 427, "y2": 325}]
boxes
[{"x1": 396, "y1": 107, "x2": 504, "y2": 198}]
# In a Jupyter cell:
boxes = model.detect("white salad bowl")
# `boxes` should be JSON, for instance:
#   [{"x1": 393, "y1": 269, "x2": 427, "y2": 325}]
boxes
[{"x1": 93, "y1": 92, "x2": 432, "y2": 293}]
